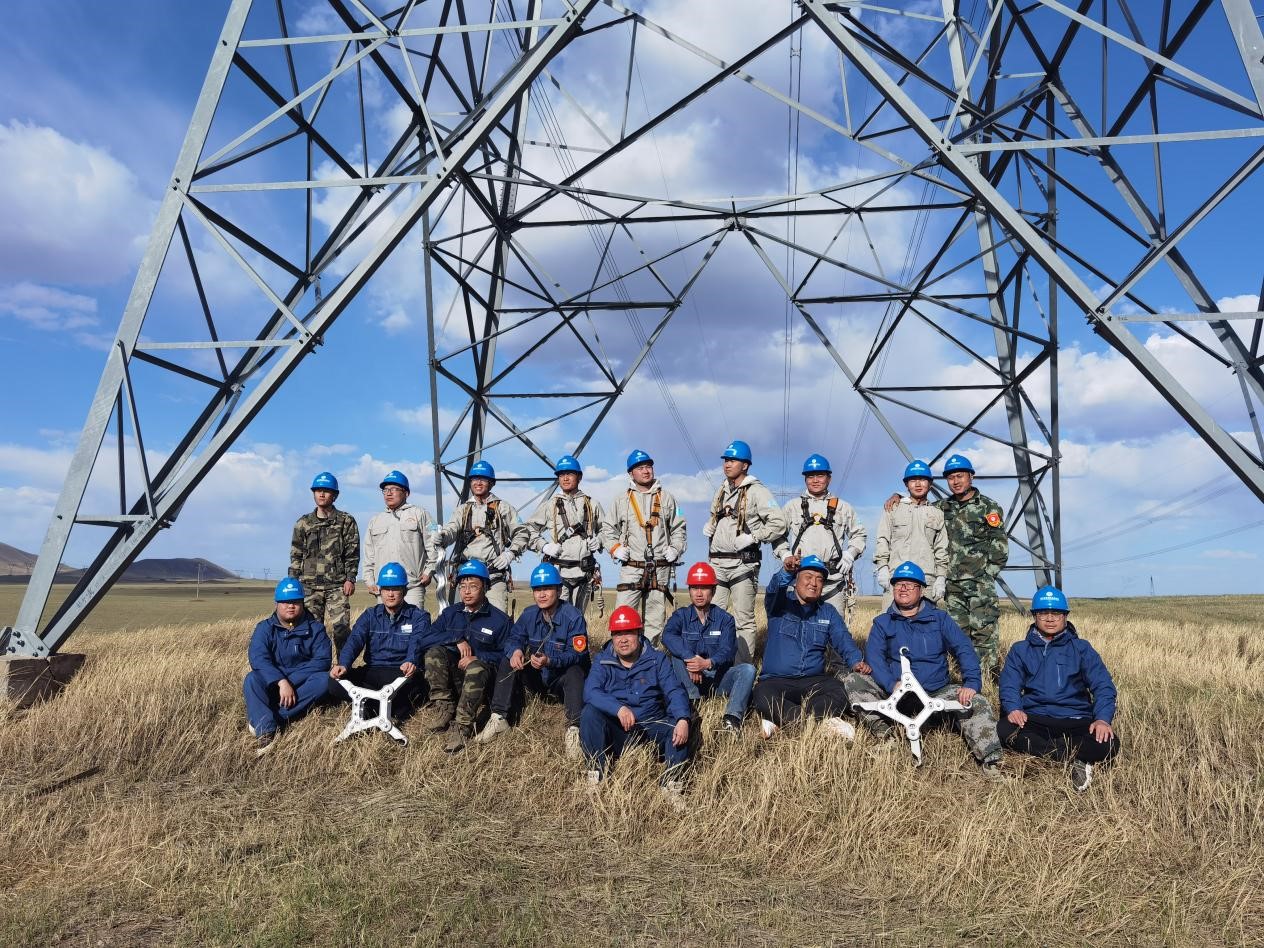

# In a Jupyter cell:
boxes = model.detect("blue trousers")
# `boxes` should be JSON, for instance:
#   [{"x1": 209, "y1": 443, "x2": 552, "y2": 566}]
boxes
[
  {"x1": 670, "y1": 658, "x2": 755, "y2": 719},
  {"x1": 243, "y1": 669, "x2": 329, "y2": 736},
  {"x1": 579, "y1": 705, "x2": 690, "y2": 779}
]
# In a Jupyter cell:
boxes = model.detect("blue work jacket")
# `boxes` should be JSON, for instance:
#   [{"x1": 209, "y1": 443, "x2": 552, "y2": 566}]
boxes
[
  {"x1": 506, "y1": 603, "x2": 590, "y2": 684},
  {"x1": 1000, "y1": 623, "x2": 1117, "y2": 723},
  {"x1": 248, "y1": 612, "x2": 331, "y2": 685},
  {"x1": 661, "y1": 604, "x2": 737, "y2": 674},
  {"x1": 339, "y1": 602, "x2": 430, "y2": 668},
  {"x1": 584, "y1": 636, "x2": 690, "y2": 723},
  {"x1": 865, "y1": 600, "x2": 981, "y2": 693},
  {"x1": 429, "y1": 599, "x2": 514, "y2": 665},
  {"x1": 759, "y1": 570, "x2": 861, "y2": 680}
]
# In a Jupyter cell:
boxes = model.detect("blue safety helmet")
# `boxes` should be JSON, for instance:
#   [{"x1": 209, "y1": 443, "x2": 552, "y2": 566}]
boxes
[
  {"x1": 554, "y1": 455, "x2": 583, "y2": 474},
  {"x1": 902, "y1": 460, "x2": 933, "y2": 482},
  {"x1": 1031, "y1": 585, "x2": 1069, "y2": 613},
  {"x1": 798, "y1": 554, "x2": 829, "y2": 576},
  {"x1": 274, "y1": 577, "x2": 305, "y2": 602},
  {"x1": 530, "y1": 563, "x2": 563, "y2": 588},
  {"x1": 377, "y1": 562, "x2": 408, "y2": 589},
  {"x1": 469, "y1": 460, "x2": 496, "y2": 481},
  {"x1": 801, "y1": 453, "x2": 831, "y2": 475},
  {"x1": 380, "y1": 470, "x2": 410, "y2": 491},
  {"x1": 456, "y1": 559, "x2": 490, "y2": 583},
  {"x1": 310, "y1": 471, "x2": 339, "y2": 492},
  {"x1": 942, "y1": 454, "x2": 975, "y2": 475},
  {"x1": 721, "y1": 440, "x2": 753, "y2": 463},
  {"x1": 891, "y1": 561, "x2": 927, "y2": 586},
  {"x1": 626, "y1": 449, "x2": 653, "y2": 471}
]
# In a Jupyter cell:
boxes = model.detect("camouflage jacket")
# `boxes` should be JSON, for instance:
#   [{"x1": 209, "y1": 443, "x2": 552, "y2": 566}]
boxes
[
  {"x1": 290, "y1": 508, "x2": 360, "y2": 586},
  {"x1": 936, "y1": 490, "x2": 1008, "y2": 584}
]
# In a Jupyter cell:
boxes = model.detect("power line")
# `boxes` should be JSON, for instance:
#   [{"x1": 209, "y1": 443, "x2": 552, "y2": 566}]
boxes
[{"x1": 1062, "y1": 518, "x2": 1264, "y2": 570}]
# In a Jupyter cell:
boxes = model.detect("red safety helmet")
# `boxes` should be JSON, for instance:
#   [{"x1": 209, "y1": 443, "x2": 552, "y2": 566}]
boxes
[
  {"x1": 608, "y1": 605, "x2": 643, "y2": 634},
  {"x1": 685, "y1": 562, "x2": 717, "y2": 587}
]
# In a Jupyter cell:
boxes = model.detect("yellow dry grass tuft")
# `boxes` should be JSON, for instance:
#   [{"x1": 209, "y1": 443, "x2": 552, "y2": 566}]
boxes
[{"x1": 0, "y1": 593, "x2": 1261, "y2": 946}]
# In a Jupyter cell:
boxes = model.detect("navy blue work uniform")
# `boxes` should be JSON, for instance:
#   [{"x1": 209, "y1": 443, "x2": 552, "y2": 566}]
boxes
[{"x1": 243, "y1": 611, "x2": 332, "y2": 737}]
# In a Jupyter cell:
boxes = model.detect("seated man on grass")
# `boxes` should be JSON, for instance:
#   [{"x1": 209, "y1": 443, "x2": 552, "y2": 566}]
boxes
[
  {"x1": 243, "y1": 577, "x2": 332, "y2": 756},
  {"x1": 999, "y1": 585, "x2": 1119, "y2": 791}
]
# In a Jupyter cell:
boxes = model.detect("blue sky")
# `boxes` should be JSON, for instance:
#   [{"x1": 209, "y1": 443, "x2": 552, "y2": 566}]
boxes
[{"x1": 2, "y1": 0, "x2": 1263, "y2": 600}]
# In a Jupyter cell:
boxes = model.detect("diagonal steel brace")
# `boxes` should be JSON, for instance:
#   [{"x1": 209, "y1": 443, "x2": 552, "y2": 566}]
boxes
[
  {"x1": 851, "y1": 647, "x2": 964, "y2": 764},
  {"x1": 333, "y1": 675, "x2": 410, "y2": 746}
]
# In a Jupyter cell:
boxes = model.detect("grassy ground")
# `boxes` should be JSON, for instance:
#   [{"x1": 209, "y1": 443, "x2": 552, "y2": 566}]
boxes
[{"x1": 1, "y1": 588, "x2": 1262, "y2": 946}]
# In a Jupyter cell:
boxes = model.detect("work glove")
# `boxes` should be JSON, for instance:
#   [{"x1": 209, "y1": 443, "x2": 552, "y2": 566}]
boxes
[
  {"x1": 492, "y1": 551, "x2": 514, "y2": 571},
  {"x1": 586, "y1": 536, "x2": 602, "y2": 553},
  {"x1": 611, "y1": 546, "x2": 630, "y2": 563},
  {"x1": 735, "y1": 533, "x2": 757, "y2": 550},
  {"x1": 431, "y1": 544, "x2": 448, "y2": 565},
  {"x1": 876, "y1": 566, "x2": 891, "y2": 590},
  {"x1": 931, "y1": 576, "x2": 946, "y2": 601},
  {"x1": 702, "y1": 520, "x2": 715, "y2": 539},
  {"x1": 662, "y1": 545, "x2": 680, "y2": 563},
  {"x1": 542, "y1": 542, "x2": 562, "y2": 558},
  {"x1": 837, "y1": 552, "x2": 855, "y2": 573}
]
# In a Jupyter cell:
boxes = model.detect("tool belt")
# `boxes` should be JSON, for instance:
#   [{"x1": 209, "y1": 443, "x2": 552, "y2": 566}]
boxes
[
  {"x1": 543, "y1": 554, "x2": 597, "y2": 571},
  {"x1": 616, "y1": 582, "x2": 669, "y2": 593},
  {"x1": 710, "y1": 548, "x2": 761, "y2": 565}
]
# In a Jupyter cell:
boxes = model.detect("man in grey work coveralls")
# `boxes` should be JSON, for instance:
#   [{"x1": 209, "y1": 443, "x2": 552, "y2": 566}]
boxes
[
  {"x1": 434, "y1": 459, "x2": 530, "y2": 614},
  {"x1": 601, "y1": 449, "x2": 687, "y2": 646},
  {"x1": 873, "y1": 459, "x2": 948, "y2": 608},
  {"x1": 774, "y1": 453, "x2": 865, "y2": 622},
  {"x1": 525, "y1": 454, "x2": 605, "y2": 614},
  {"x1": 362, "y1": 469, "x2": 439, "y2": 610},
  {"x1": 704, "y1": 440, "x2": 787, "y2": 663}
]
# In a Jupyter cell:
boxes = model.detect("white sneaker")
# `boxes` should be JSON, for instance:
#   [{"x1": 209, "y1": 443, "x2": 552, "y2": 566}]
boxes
[
  {"x1": 821, "y1": 717, "x2": 857, "y2": 741},
  {"x1": 475, "y1": 712, "x2": 510, "y2": 744},
  {"x1": 760, "y1": 718, "x2": 779, "y2": 739},
  {"x1": 660, "y1": 779, "x2": 686, "y2": 811},
  {"x1": 564, "y1": 725, "x2": 582, "y2": 760},
  {"x1": 584, "y1": 769, "x2": 602, "y2": 791},
  {"x1": 1071, "y1": 760, "x2": 1094, "y2": 791}
]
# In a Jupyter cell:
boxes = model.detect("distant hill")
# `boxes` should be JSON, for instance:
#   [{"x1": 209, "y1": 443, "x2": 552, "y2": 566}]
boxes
[{"x1": 0, "y1": 544, "x2": 236, "y2": 582}]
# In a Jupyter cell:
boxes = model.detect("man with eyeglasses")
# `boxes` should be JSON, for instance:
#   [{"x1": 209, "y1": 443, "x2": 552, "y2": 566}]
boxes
[{"x1": 363, "y1": 469, "x2": 441, "y2": 609}]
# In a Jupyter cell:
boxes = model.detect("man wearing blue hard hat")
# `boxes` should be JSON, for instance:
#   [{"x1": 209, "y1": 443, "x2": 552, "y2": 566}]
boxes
[
  {"x1": 329, "y1": 561, "x2": 430, "y2": 722},
  {"x1": 242, "y1": 577, "x2": 332, "y2": 756},
  {"x1": 289, "y1": 471, "x2": 360, "y2": 650},
  {"x1": 435, "y1": 459, "x2": 530, "y2": 613},
  {"x1": 525, "y1": 455, "x2": 605, "y2": 614},
  {"x1": 363, "y1": 469, "x2": 441, "y2": 610},
  {"x1": 998, "y1": 586, "x2": 1119, "y2": 791},
  {"x1": 600, "y1": 449, "x2": 687, "y2": 645},
  {"x1": 704, "y1": 440, "x2": 787, "y2": 662},
  {"x1": 845, "y1": 561, "x2": 1004, "y2": 778},
  {"x1": 873, "y1": 460, "x2": 947, "y2": 610},
  {"x1": 775, "y1": 452, "x2": 866, "y2": 626}
]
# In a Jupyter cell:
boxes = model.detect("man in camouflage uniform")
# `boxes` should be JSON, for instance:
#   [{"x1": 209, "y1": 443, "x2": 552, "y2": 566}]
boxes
[
  {"x1": 434, "y1": 459, "x2": 529, "y2": 613},
  {"x1": 363, "y1": 470, "x2": 440, "y2": 611},
  {"x1": 601, "y1": 449, "x2": 687, "y2": 647},
  {"x1": 873, "y1": 459, "x2": 948, "y2": 609},
  {"x1": 774, "y1": 453, "x2": 864, "y2": 624},
  {"x1": 705, "y1": 440, "x2": 787, "y2": 663},
  {"x1": 525, "y1": 454, "x2": 605, "y2": 614},
  {"x1": 289, "y1": 471, "x2": 359, "y2": 650}
]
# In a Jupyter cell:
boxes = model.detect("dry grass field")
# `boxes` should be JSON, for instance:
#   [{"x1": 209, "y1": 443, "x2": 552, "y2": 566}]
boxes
[{"x1": 1, "y1": 585, "x2": 1262, "y2": 946}]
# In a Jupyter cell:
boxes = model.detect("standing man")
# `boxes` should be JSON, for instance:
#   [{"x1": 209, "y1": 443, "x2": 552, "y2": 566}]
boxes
[
  {"x1": 601, "y1": 449, "x2": 687, "y2": 646},
  {"x1": 661, "y1": 562, "x2": 755, "y2": 735},
  {"x1": 774, "y1": 453, "x2": 865, "y2": 624},
  {"x1": 242, "y1": 577, "x2": 332, "y2": 756},
  {"x1": 872, "y1": 460, "x2": 948, "y2": 609},
  {"x1": 999, "y1": 586, "x2": 1119, "y2": 791},
  {"x1": 704, "y1": 440, "x2": 787, "y2": 663},
  {"x1": 435, "y1": 460, "x2": 529, "y2": 614},
  {"x1": 525, "y1": 455, "x2": 605, "y2": 614},
  {"x1": 363, "y1": 470, "x2": 440, "y2": 610},
  {"x1": 845, "y1": 561, "x2": 1004, "y2": 777},
  {"x1": 289, "y1": 471, "x2": 359, "y2": 651},
  {"x1": 753, "y1": 556, "x2": 870, "y2": 739}
]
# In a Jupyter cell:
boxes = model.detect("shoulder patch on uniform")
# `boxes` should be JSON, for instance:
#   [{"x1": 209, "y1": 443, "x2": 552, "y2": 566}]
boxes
[
  {"x1": 986, "y1": 511, "x2": 1002, "y2": 528},
  {"x1": 572, "y1": 634, "x2": 588, "y2": 653}
]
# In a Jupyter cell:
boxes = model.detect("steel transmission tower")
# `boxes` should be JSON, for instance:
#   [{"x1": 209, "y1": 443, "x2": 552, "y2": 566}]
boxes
[{"x1": 6, "y1": 0, "x2": 1264, "y2": 657}]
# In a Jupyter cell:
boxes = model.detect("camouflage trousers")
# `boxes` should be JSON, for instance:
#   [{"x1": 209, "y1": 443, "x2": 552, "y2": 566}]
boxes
[
  {"x1": 304, "y1": 584, "x2": 351, "y2": 652},
  {"x1": 423, "y1": 648, "x2": 494, "y2": 728},
  {"x1": 842, "y1": 673, "x2": 1002, "y2": 763},
  {"x1": 944, "y1": 581, "x2": 1000, "y2": 679}
]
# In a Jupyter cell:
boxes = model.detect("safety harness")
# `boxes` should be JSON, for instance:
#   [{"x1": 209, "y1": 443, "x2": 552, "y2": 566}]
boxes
[
  {"x1": 617, "y1": 489, "x2": 666, "y2": 595},
  {"x1": 790, "y1": 495, "x2": 847, "y2": 568},
  {"x1": 708, "y1": 482, "x2": 761, "y2": 565},
  {"x1": 447, "y1": 499, "x2": 514, "y2": 605},
  {"x1": 545, "y1": 494, "x2": 598, "y2": 571}
]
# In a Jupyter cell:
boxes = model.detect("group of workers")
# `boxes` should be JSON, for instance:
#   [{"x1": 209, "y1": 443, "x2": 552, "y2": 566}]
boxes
[{"x1": 245, "y1": 443, "x2": 1120, "y2": 796}]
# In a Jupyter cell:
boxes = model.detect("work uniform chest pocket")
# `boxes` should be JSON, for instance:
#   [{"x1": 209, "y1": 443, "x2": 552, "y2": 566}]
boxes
[
  {"x1": 891, "y1": 521, "x2": 910, "y2": 543},
  {"x1": 369, "y1": 522, "x2": 390, "y2": 540}
]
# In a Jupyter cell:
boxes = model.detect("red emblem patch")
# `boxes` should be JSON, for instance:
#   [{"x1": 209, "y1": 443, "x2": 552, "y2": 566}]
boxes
[
  {"x1": 986, "y1": 511, "x2": 1002, "y2": 528},
  {"x1": 572, "y1": 635, "x2": 588, "y2": 653}
]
